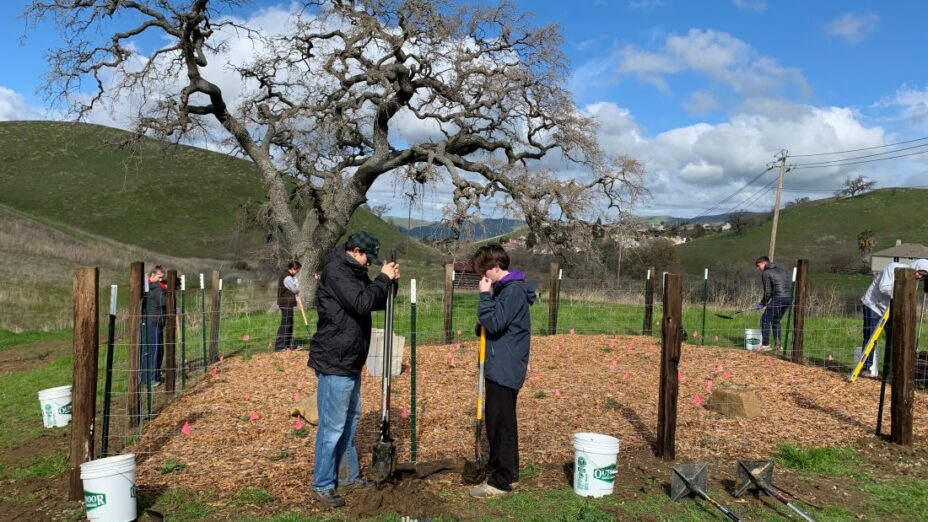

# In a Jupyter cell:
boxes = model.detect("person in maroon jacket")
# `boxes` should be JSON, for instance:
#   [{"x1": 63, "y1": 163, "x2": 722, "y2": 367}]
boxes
[{"x1": 274, "y1": 260, "x2": 302, "y2": 351}]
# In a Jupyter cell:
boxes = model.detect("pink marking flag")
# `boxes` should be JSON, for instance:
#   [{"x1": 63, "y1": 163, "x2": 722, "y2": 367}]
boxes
[
  {"x1": 553, "y1": 388, "x2": 561, "y2": 398},
  {"x1": 294, "y1": 418, "x2": 304, "y2": 430},
  {"x1": 455, "y1": 342, "x2": 461, "y2": 351},
  {"x1": 693, "y1": 393, "x2": 703, "y2": 407},
  {"x1": 293, "y1": 392, "x2": 300, "y2": 403},
  {"x1": 828, "y1": 354, "x2": 833, "y2": 361},
  {"x1": 242, "y1": 334, "x2": 250, "y2": 341},
  {"x1": 723, "y1": 371, "x2": 732, "y2": 380},
  {"x1": 210, "y1": 366, "x2": 218, "y2": 377},
  {"x1": 716, "y1": 363, "x2": 725, "y2": 374},
  {"x1": 677, "y1": 371, "x2": 684, "y2": 381},
  {"x1": 556, "y1": 344, "x2": 562, "y2": 353},
  {"x1": 527, "y1": 363, "x2": 532, "y2": 373},
  {"x1": 243, "y1": 393, "x2": 251, "y2": 401},
  {"x1": 249, "y1": 411, "x2": 260, "y2": 422},
  {"x1": 626, "y1": 345, "x2": 633, "y2": 354},
  {"x1": 706, "y1": 379, "x2": 714, "y2": 393},
  {"x1": 767, "y1": 358, "x2": 774, "y2": 366},
  {"x1": 219, "y1": 355, "x2": 225, "y2": 364},
  {"x1": 400, "y1": 407, "x2": 411, "y2": 419},
  {"x1": 569, "y1": 328, "x2": 575, "y2": 335},
  {"x1": 286, "y1": 347, "x2": 292, "y2": 354},
  {"x1": 449, "y1": 354, "x2": 457, "y2": 368},
  {"x1": 607, "y1": 340, "x2": 617, "y2": 349},
  {"x1": 622, "y1": 372, "x2": 629, "y2": 381},
  {"x1": 693, "y1": 331, "x2": 699, "y2": 338},
  {"x1": 181, "y1": 421, "x2": 191, "y2": 436},
  {"x1": 610, "y1": 360, "x2": 618, "y2": 371}
]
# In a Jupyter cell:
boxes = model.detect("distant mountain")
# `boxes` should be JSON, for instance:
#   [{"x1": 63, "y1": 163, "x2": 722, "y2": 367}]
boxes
[
  {"x1": 636, "y1": 212, "x2": 765, "y2": 226},
  {"x1": 381, "y1": 215, "x2": 434, "y2": 230},
  {"x1": 407, "y1": 218, "x2": 525, "y2": 241}
]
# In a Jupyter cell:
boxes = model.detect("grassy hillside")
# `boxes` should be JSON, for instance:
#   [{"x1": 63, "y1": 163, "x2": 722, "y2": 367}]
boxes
[
  {"x1": 0, "y1": 121, "x2": 441, "y2": 265},
  {"x1": 678, "y1": 188, "x2": 928, "y2": 279}
]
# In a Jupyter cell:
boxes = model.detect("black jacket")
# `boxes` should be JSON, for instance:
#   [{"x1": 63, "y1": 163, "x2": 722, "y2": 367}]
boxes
[
  {"x1": 308, "y1": 246, "x2": 391, "y2": 376},
  {"x1": 146, "y1": 280, "x2": 166, "y2": 326},
  {"x1": 760, "y1": 263, "x2": 791, "y2": 305},
  {"x1": 477, "y1": 270, "x2": 537, "y2": 390}
]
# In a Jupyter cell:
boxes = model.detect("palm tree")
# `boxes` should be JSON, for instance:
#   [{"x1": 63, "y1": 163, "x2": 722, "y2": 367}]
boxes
[{"x1": 857, "y1": 230, "x2": 876, "y2": 264}]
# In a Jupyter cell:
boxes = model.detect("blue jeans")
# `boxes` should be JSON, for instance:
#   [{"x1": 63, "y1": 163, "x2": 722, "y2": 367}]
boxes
[
  {"x1": 312, "y1": 371, "x2": 362, "y2": 492},
  {"x1": 761, "y1": 296, "x2": 791, "y2": 346},
  {"x1": 862, "y1": 306, "x2": 888, "y2": 370},
  {"x1": 141, "y1": 320, "x2": 163, "y2": 385}
]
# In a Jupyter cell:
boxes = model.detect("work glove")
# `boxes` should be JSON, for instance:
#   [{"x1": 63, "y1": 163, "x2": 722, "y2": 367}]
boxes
[{"x1": 756, "y1": 303, "x2": 764, "y2": 310}]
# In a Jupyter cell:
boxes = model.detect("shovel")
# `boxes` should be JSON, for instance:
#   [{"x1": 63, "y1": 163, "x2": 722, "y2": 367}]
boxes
[
  {"x1": 462, "y1": 326, "x2": 488, "y2": 484},
  {"x1": 734, "y1": 460, "x2": 816, "y2": 522},
  {"x1": 295, "y1": 294, "x2": 312, "y2": 348},
  {"x1": 671, "y1": 464, "x2": 742, "y2": 522},
  {"x1": 715, "y1": 306, "x2": 759, "y2": 320},
  {"x1": 371, "y1": 251, "x2": 398, "y2": 483}
]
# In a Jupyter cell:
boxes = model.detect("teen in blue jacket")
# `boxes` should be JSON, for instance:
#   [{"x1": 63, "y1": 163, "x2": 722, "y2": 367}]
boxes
[{"x1": 470, "y1": 244, "x2": 537, "y2": 497}]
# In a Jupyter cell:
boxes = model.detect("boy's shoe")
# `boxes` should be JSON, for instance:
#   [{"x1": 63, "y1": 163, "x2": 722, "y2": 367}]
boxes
[
  {"x1": 152, "y1": 380, "x2": 163, "y2": 388},
  {"x1": 314, "y1": 488, "x2": 345, "y2": 508},
  {"x1": 341, "y1": 479, "x2": 374, "y2": 491},
  {"x1": 755, "y1": 345, "x2": 772, "y2": 352},
  {"x1": 469, "y1": 481, "x2": 509, "y2": 498}
]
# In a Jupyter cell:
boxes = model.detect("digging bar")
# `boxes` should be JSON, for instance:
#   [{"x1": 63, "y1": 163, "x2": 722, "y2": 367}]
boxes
[
  {"x1": 462, "y1": 326, "x2": 489, "y2": 484},
  {"x1": 848, "y1": 306, "x2": 890, "y2": 382},
  {"x1": 671, "y1": 464, "x2": 742, "y2": 522},
  {"x1": 734, "y1": 460, "x2": 816, "y2": 522},
  {"x1": 715, "y1": 306, "x2": 759, "y2": 320},
  {"x1": 372, "y1": 250, "x2": 398, "y2": 483}
]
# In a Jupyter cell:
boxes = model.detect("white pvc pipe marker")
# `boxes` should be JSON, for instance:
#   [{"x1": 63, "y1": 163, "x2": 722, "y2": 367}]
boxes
[
  {"x1": 792, "y1": 266, "x2": 798, "y2": 282},
  {"x1": 218, "y1": 279, "x2": 223, "y2": 291},
  {"x1": 109, "y1": 285, "x2": 118, "y2": 316},
  {"x1": 180, "y1": 274, "x2": 186, "y2": 291},
  {"x1": 704, "y1": 268, "x2": 709, "y2": 280},
  {"x1": 199, "y1": 273, "x2": 205, "y2": 289},
  {"x1": 410, "y1": 279, "x2": 417, "y2": 304}
]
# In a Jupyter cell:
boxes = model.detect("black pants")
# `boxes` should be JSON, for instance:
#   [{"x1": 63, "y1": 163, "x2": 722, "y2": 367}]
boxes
[
  {"x1": 485, "y1": 379, "x2": 519, "y2": 491},
  {"x1": 275, "y1": 307, "x2": 294, "y2": 351}
]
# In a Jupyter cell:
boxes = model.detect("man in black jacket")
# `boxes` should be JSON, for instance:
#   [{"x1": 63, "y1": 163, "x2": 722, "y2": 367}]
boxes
[
  {"x1": 309, "y1": 232, "x2": 399, "y2": 508},
  {"x1": 755, "y1": 256, "x2": 792, "y2": 352}
]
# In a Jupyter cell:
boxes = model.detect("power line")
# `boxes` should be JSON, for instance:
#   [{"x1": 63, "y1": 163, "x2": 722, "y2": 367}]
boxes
[
  {"x1": 689, "y1": 166, "x2": 775, "y2": 221},
  {"x1": 790, "y1": 135, "x2": 928, "y2": 158},
  {"x1": 726, "y1": 178, "x2": 778, "y2": 215},
  {"x1": 791, "y1": 142, "x2": 928, "y2": 167},
  {"x1": 792, "y1": 148, "x2": 928, "y2": 170}
]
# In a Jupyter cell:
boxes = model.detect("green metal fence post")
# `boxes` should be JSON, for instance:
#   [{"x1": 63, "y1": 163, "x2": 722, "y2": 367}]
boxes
[
  {"x1": 180, "y1": 275, "x2": 187, "y2": 389},
  {"x1": 700, "y1": 269, "x2": 708, "y2": 346},
  {"x1": 101, "y1": 284, "x2": 117, "y2": 457},
  {"x1": 410, "y1": 278, "x2": 418, "y2": 463},
  {"x1": 782, "y1": 266, "x2": 797, "y2": 355},
  {"x1": 142, "y1": 279, "x2": 152, "y2": 420},
  {"x1": 199, "y1": 273, "x2": 207, "y2": 371}
]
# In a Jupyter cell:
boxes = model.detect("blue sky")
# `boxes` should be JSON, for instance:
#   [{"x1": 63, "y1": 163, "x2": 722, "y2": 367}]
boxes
[{"x1": 2, "y1": 1, "x2": 927, "y2": 220}]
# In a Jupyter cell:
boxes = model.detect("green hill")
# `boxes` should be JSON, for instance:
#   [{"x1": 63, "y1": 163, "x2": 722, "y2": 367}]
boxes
[
  {"x1": 0, "y1": 120, "x2": 441, "y2": 265},
  {"x1": 677, "y1": 188, "x2": 928, "y2": 279}
]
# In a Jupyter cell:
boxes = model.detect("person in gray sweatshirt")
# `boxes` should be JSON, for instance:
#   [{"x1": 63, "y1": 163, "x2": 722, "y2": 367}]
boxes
[
  {"x1": 469, "y1": 244, "x2": 537, "y2": 498},
  {"x1": 755, "y1": 256, "x2": 792, "y2": 352}
]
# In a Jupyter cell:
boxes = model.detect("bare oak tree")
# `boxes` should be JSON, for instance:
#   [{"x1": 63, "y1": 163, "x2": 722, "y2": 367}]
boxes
[
  {"x1": 835, "y1": 175, "x2": 877, "y2": 198},
  {"x1": 26, "y1": 0, "x2": 643, "y2": 295}
]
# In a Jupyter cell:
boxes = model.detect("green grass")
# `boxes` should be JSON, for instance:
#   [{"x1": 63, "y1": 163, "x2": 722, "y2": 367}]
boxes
[
  {"x1": 488, "y1": 489, "x2": 617, "y2": 521},
  {"x1": 145, "y1": 488, "x2": 215, "y2": 521},
  {"x1": 774, "y1": 444, "x2": 861, "y2": 476},
  {"x1": 158, "y1": 458, "x2": 187, "y2": 474},
  {"x1": 861, "y1": 477, "x2": 928, "y2": 520},
  {"x1": 678, "y1": 188, "x2": 928, "y2": 281},
  {"x1": 0, "y1": 453, "x2": 68, "y2": 481},
  {"x1": 233, "y1": 487, "x2": 276, "y2": 507},
  {"x1": 0, "y1": 328, "x2": 70, "y2": 351},
  {"x1": 0, "y1": 121, "x2": 443, "y2": 265}
]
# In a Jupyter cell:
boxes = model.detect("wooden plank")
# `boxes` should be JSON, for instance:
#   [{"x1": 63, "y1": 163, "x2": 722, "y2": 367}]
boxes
[
  {"x1": 548, "y1": 262, "x2": 560, "y2": 335},
  {"x1": 208, "y1": 270, "x2": 221, "y2": 363},
  {"x1": 164, "y1": 270, "x2": 178, "y2": 393},
  {"x1": 642, "y1": 269, "x2": 654, "y2": 336},
  {"x1": 657, "y1": 273, "x2": 682, "y2": 461},
  {"x1": 443, "y1": 263, "x2": 454, "y2": 344},
  {"x1": 69, "y1": 267, "x2": 99, "y2": 500},
  {"x1": 891, "y1": 267, "x2": 916, "y2": 445},
  {"x1": 127, "y1": 262, "x2": 143, "y2": 427},
  {"x1": 790, "y1": 259, "x2": 809, "y2": 363}
]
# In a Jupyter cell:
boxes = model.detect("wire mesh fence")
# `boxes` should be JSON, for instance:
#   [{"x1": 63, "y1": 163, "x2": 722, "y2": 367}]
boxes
[{"x1": 80, "y1": 264, "x2": 928, "y2": 501}]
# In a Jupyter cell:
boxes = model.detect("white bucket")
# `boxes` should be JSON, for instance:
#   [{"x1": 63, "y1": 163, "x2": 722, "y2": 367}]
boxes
[
  {"x1": 366, "y1": 328, "x2": 405, "y2": 377},
  {"x1": 38, "y1": 385, "x2": 72, "y2": 428},
  {"x1": 80, "y1": 454, "x2": 137, "y2": 522},
  {"x1": 744, "y1": 329, "x2": 762, "y2": 351},
  {"x1": 573, "y1": 432, "x2": 620, "y2": 498},
  {"x1": 853, "y1": 347, "x2": 878, "y2": 376}
]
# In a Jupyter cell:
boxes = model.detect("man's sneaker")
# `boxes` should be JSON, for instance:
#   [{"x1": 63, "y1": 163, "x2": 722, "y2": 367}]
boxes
[
  {"x1": 469, "y1": 481, "x2": 509, "y2": 498},
  {"x1": 755, "y1": 345, "x2": 772, "y2": 352},
  {"x1": 152, "y1": 380, "x2": 162, "y2": 388},
  {"x1": 341, "y1": 478, "x2": 374, "y2": 492},
  {"x1": 314, "y1": 488, "x2": 345, "y2": 508}
]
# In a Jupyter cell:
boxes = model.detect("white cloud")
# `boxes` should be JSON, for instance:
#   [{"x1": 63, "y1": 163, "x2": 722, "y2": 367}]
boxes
[
  {"x1": 588, "y1": 99, "x2": 891, "y2": 215},
  {"x1": 732, "y1": 0, "x2": 766, "y2": 12},
  {"x1": 682, "y1": 90, "x2": 721, "y2": 115},
  {"x1": 874, "y1": 84, "x2": 928, "y2": 129},
  {"x1": 824, "y1": 13, "x2": 879, "y2": 45},
  {"x1": 0, "y1": 87, "x2": 44, "y2": 121},
  {"x1": 617, "y1": 29, "x2": 810, "y2": 98}
]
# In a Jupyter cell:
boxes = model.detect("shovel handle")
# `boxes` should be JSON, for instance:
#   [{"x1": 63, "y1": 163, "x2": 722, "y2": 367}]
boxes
[
  {"x1": 295, "y1": 295, "x2": 309, "y2": 326},
  {"x1": 849, "y1": 306, "x2": 889, "y2": 382},
  {"x1": 476, "y1": 326, "x2": 486, "y2": 421}
]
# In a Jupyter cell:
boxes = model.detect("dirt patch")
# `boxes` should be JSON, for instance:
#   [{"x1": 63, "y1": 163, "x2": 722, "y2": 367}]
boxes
[
  {"x1": 0, "y1": 431, "x2": 78, "y2": 521},
  {"x1": 0, "y1": 340, "x2": 70, "y2": 374}
]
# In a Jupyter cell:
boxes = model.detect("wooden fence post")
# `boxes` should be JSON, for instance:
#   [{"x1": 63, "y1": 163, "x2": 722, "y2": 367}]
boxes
[
  {"x1": 208, "y1": 270, "x2": 221, "y2": 363},
  {"x1": 164, "y1": 270, "x2": 178, "y2": 393},
  {"x1": 443, "y1": 263, "x2": 454, "y2": 344},
  {"x1": 127, "y1": 262, "x2": 143, "y2": 427},
  {"x1": 69, "y1": 267, "x2": 99, "y2": 500},
  {"x1": 657, "y1": 273, "x2": 683, "y2": 461},
  {"x1": 790, "y1": 259, "x2": 809, "y2": 363},
  {"x1": 548, "y1": 262, "x2": 560, "y2": 335},
  {"x1": 891, "y1": 267, "x2": 916, "y2": 445},
  {"x1": 642, "y1": 268, "x2": 654, "y2": 336}
]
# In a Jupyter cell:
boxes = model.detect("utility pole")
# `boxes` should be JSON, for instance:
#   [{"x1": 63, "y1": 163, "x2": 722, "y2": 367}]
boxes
[{"x1": 767, "y1": 149, "x2": 789, "y2": 261}]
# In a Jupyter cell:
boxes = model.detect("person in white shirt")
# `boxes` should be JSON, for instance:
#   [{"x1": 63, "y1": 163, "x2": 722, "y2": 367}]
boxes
[
  {"x1": 275, "y1": 261, "x2": 302, "y2": 351},
  {"x1": 859, "y1": 258, "x2": 928, "y2": 375}
]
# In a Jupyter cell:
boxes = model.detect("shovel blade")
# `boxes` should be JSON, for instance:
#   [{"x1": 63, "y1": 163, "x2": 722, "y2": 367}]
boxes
[
  {"x1": 671, "y1": 464, "x2": 708, "y2": 501},
  {"x1": 371, "y1": 440, "x2": 396, "y2": 483},
  {"x1": 734, "y1": 460, "x2": 774, "y2": 497}
]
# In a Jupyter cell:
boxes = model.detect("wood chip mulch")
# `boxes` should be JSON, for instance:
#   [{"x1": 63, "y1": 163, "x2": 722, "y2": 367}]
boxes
[{"x1": 131, "y1": 334, "x2": 927, "y2": 505}]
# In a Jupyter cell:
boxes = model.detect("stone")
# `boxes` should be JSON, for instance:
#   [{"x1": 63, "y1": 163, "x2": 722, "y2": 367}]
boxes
[
  {"x1": 706, "y1": 383, "x2": 761, "y2": 419},
  {"x1": 292, "y1": 392, "x2": 318, "y2": 426}
]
